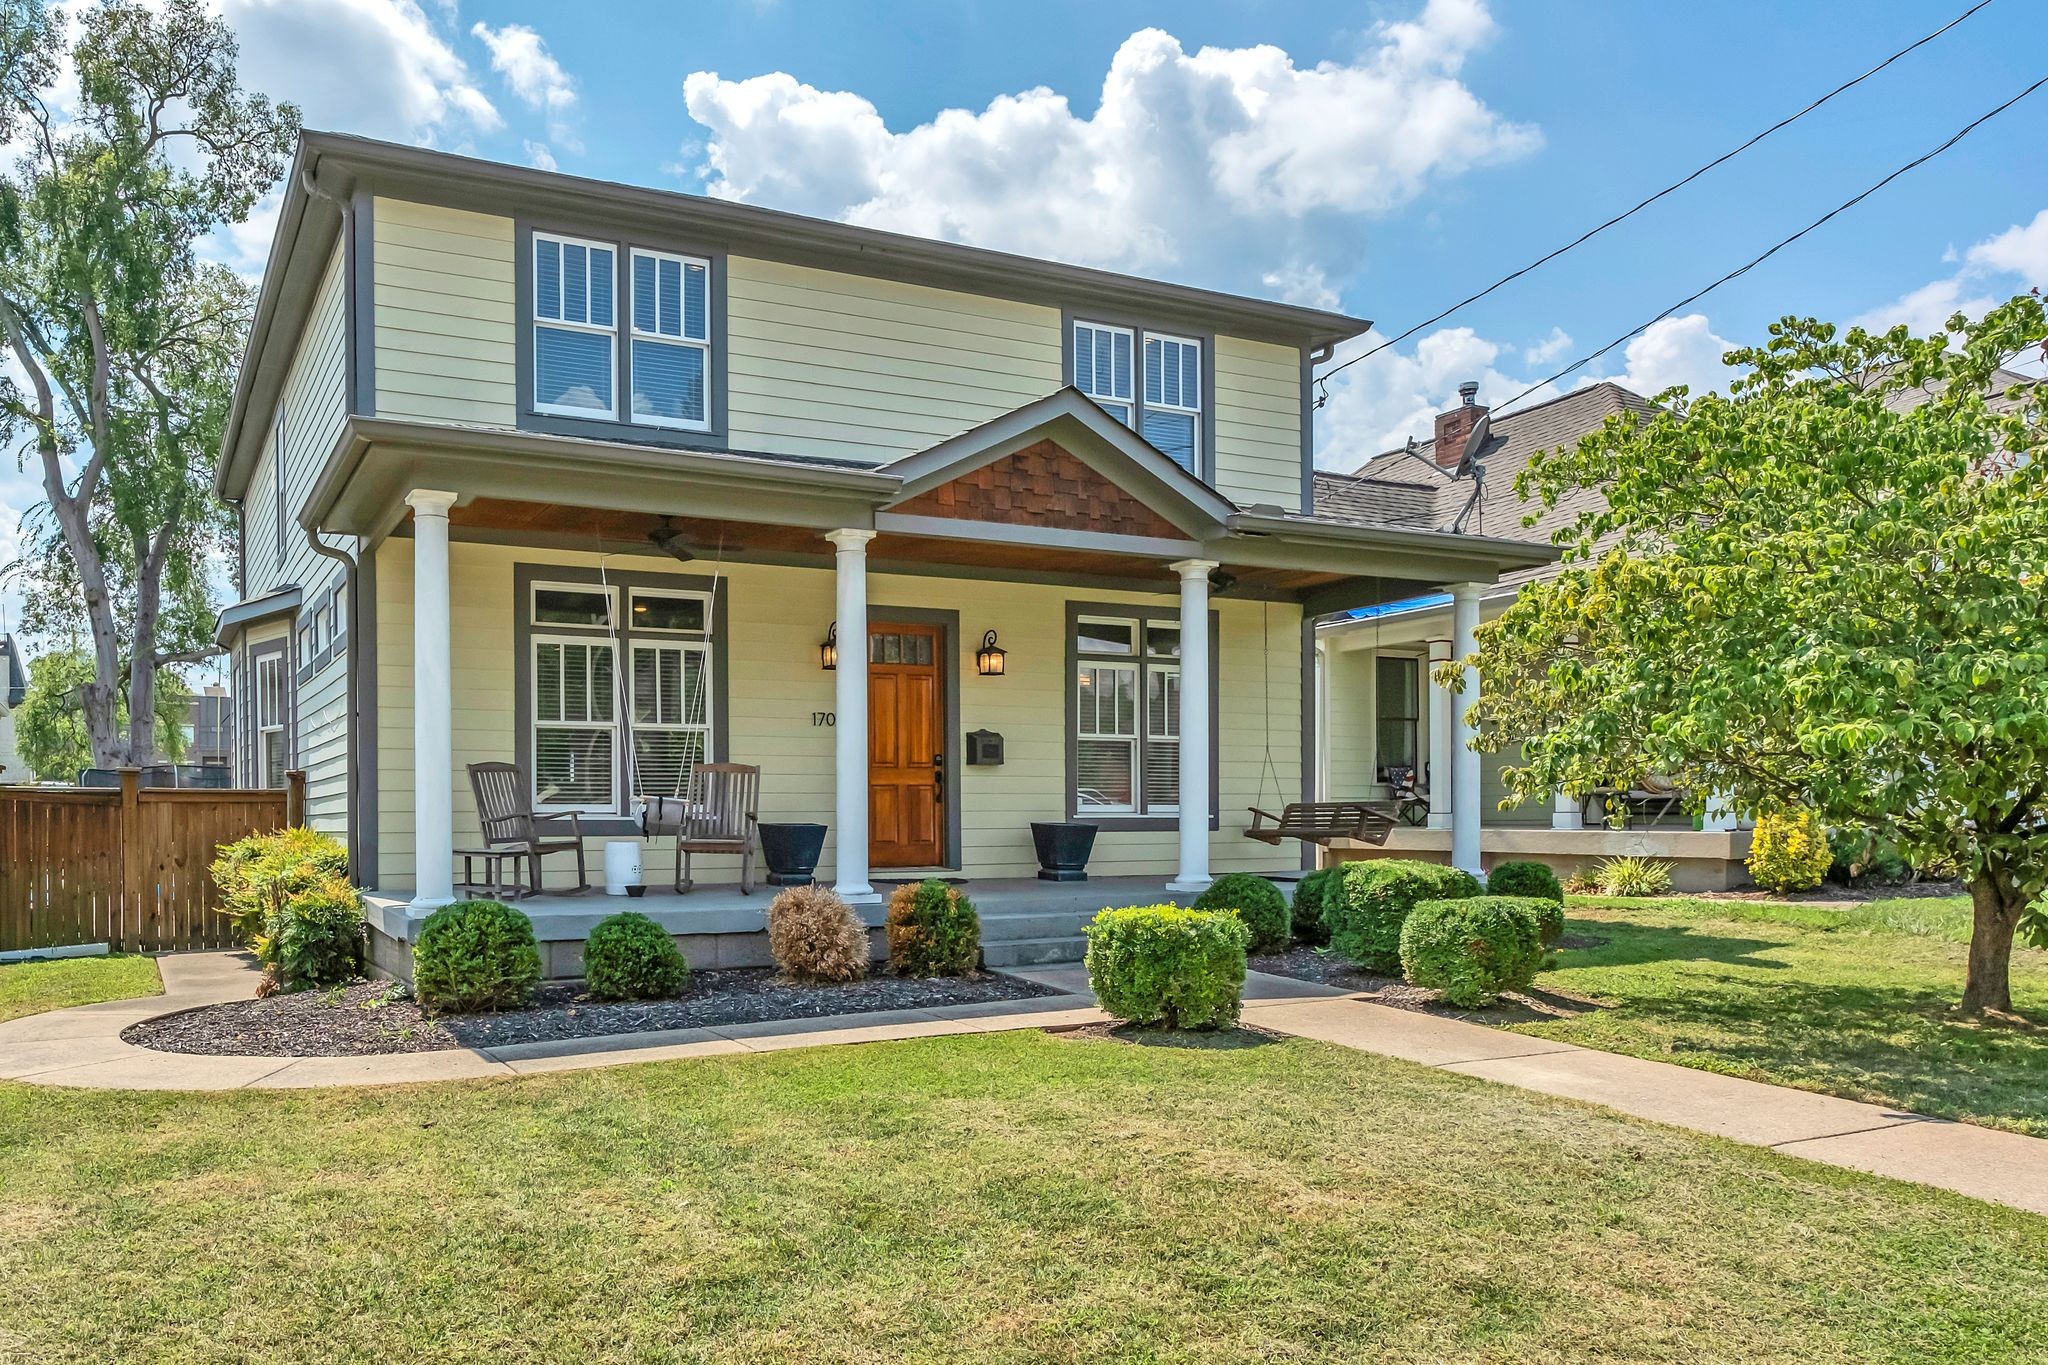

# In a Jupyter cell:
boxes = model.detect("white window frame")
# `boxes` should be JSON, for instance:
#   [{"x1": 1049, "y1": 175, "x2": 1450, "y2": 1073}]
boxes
[
  {"x1": 1075, "y1": 659, "x2": 1140, "y2": 815},
  {"x1": 255, "y1": 652, "x2": 287, "y2": 789},
  {"x1": 531, "y1": 231, "x2": 618, "y2": 420},
  {"x1": 1141, "y1": 331, "x2": 1202, "y2": 473},
  {"x1": 628, "y1": 247, "x2": 713, "y2": 432},
  {"x1": 1144, "y1": 661, "x2": 1181, "y2": 816},
  {"x1": 1072, "y1": 320, "x2": 1135, "y2": 425},
  {"x1": 1075, "y1": 614, "x2": 1139, "y2": 656},
  {"x1": 627, "y1": 587, "x2": 712, "y2": 636},
  {"x1": 630, "y1": 638, "x2": 714, "y2": 800},
  {"x1": 529, "y1": 633, "x2": 620, "y2": 814},
  {"x1": 529, "y1": 581, "x2": 619, "y2": 631}
]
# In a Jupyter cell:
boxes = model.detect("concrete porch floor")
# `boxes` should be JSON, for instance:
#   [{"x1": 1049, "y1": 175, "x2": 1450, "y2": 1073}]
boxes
[{"x1": 365, "y1": 870, "x2": 1309, "y2": 976}]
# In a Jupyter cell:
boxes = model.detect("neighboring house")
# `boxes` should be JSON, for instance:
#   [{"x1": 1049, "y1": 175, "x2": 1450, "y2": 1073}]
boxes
[
  {"x1": 0, "y1": 635, "x2": 27, "y2": 783},
  {"x1": 180, "y1": 686, "x2": 234, "y2": 769},
  {"x1": 212, "y1": 131, "x2": 1548, "y2": 971}
]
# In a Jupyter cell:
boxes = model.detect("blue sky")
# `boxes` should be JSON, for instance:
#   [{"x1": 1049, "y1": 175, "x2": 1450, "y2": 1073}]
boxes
[{"x1": 4, "y1": 0, "x2": 2045, "y2": 654}]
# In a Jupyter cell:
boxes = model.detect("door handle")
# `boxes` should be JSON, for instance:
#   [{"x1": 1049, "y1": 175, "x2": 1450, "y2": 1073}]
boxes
[{"x1": 933, "y1": 750, "x2": 945, "y2": 802}]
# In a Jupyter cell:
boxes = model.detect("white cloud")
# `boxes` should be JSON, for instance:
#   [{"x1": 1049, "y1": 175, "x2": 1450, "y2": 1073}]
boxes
[
  {"x1": 471, "y1": 21, "x2": 581, "y2": 154},
  {"x1": 1854, "y1": 207, "x2": 2048, "y2": 334},
  {"x1": 680, "y1": 0, "x2": 1538, "y2": 296},
  {"x1": 1522, "y1": 326, "x2": 1572, "y2": 365},
  {"x1": 523, "y1": 140, "x2": 558, "y2": 173},
  {"x1": 221, "y1": 0, "x2": 501, "y2": 142},
  {"x1": 1311, "y1": 324, "x2": 1563, "y2": 468},
  {"x1": 1581, "y1": 313, "x2": 1734, "y2": 402}
]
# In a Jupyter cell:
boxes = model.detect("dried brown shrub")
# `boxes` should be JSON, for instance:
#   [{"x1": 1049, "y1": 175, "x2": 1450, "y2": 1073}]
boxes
[{"x1": 766, "y1": 884, "x2": 870, "y2": 983}]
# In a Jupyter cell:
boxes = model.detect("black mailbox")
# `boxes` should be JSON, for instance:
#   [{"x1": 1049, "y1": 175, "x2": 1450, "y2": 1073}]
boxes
[{"x1": 965, "y1": 729, "x2": 1005, "y2": 766}]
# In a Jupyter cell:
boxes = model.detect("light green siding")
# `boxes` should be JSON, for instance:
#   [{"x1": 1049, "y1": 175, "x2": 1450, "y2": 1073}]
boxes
[
  {"x1": 725, "y1": 256, "x2": 1064, "y2": 463},
  {"x1": 1213, "y1": 335, "x2": 1303, "y2": 511},
  {"x1": 372, "y1": 198, "x2": 517, "y2": 426}
]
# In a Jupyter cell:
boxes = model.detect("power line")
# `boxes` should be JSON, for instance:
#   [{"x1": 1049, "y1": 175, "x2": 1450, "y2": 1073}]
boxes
[
  {"x1": 1485, "y1": 70, "x2": 2048, "y2": 419},
  {"x1": 1314, "y1": 0, "x2": 1999, "y2": 401}
]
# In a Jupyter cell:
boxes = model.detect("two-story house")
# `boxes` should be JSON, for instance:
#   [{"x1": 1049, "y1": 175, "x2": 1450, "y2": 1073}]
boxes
[{"x1": 214, "y1": 131, "x2": 1549, "y2": 974}]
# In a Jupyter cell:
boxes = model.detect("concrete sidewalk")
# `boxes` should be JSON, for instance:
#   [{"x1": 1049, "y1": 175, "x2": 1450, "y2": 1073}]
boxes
[{"x1": 3, "y1": 952, "x2": 2044, "y2": 1217}]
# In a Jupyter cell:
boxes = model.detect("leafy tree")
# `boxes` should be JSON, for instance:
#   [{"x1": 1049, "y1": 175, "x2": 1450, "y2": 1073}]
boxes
[
  {"x1": 0, "y1": 0, "x2": 296, "y2": 766},
  {"x1": 1467, "y1": 296, "x2": 2047, "y2": 1018},
  {"x1": 15, "y1": 645, "x2": 187, "y2": 781}
]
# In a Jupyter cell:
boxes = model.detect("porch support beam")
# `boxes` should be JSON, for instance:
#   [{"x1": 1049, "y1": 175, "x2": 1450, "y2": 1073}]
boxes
[
  {"x1": 1168, "y1": 558, "x2": 1219, "y2": 895},
  {"x1": 1449, "y1": 583, "x2": 1484, "y2": 878},
  {"x1": 406, "y1": 489, "x2": 458, "y2": 910},
  {"x1": 1552, "y1": 790, "x2": 1584, "y2": 831},
  {"x1": 827, "y1": 529, "x2": 878, "y2": 905},
  {"x1": 1426, "y1": 638, "x2": 1453, "y2": 832},
  {"x1": 1702, "y1": 795, "x2": 1742, "y2": 832}
]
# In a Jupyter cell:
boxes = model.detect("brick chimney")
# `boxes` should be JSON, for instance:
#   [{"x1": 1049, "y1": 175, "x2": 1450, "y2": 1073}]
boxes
[{"x1": 1432, "y1": 380, "x2": 1486, "y2": 467}]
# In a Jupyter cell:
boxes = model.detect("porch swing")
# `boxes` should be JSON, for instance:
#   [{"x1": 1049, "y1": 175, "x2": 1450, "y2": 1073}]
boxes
[
  {"x1": 614, "y1": 525, "x2": 761, "y2": 893},
  {"x1": 1241, "y1": 593, "x2": 1395, "y2": 849}
]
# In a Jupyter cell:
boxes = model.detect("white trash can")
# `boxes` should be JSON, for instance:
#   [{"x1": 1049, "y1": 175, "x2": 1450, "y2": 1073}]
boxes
[{"x1": 603, "y1": 840, "x2": 643, "y2": 896}]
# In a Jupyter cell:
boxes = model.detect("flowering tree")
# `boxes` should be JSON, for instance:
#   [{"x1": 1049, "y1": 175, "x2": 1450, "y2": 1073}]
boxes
[{"x1": 1469, "y1": 296, "x2": 2047, "y2": 1018}]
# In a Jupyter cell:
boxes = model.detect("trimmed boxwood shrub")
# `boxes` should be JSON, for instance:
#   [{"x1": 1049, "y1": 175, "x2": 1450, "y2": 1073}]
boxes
[
  {"x1": 264, "y1": 875, "x2": 365, "y2": 991},
  {"x1": 1487, "y1": 860, "x2": 1563, "y2": 906},
  {"x1": 1328, "y1": 859, "x2": 1482, "y2": 972},
  {"x1": 1400, "y1": 895, "x2": 1548, "y2": 1007},
  {"x1": 1191, "y1": 873, "x2": 1290, "y2": 953},
  {"x1": 413, "y1": 899, "x2": 542, "y2": 1013},
  {"x1": 886, "y1": 879, "x2": 981, "y2": 976},
  {"x1": 583, "y1": 911, "x2": 691, "y2": 1000},
  {"x1": 1084, "y1": 905, "x2": 1250, "y2": 1030},
  {"x1": 1290, "y1": 867, "x2": 1340, "y2": 946},
  {"x1": 1520, "y1": 896, "x2": 1566, "y2": 950}
]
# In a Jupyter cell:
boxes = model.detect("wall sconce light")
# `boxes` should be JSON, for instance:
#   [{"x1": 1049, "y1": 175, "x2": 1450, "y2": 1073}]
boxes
[
  {"x1": 976, "y1": 629, "x2": 1008, "y2": 677},
  {"x1": 820, "y1": 623, "x2": 838, "y2": 671}
]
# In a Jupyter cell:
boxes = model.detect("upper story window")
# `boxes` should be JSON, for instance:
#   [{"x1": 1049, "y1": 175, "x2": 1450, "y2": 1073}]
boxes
[
  {"x1": 533, "y1": 233, "x2": 616, "y2": 418},
  {"x1": 1071, "y1": 321, "x2": 1204, "y2": 474},
  {"x1": 630, "y1": 250, "x2": 711, "y2": 430}
]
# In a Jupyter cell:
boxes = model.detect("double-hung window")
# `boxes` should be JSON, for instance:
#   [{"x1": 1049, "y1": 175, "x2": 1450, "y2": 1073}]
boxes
[
  {"x1": 627, "y1": 589, "x2": 713, "y2": 801},
  {"x1": 1071, "y1": 321, "x2": 1204, "y2": 474},
  {"x1": 1073, "y1": 614, "x2": 1183, "y2": 816},
  {"x1": 530, "y1": 584, "x2": 620, "y2": 812},
  {"x1": 533, "y1": 233, "x2": 616, "y2": 418},
  {"x1": 255, "y1": 651, "x2": 287, "y2": 788},
  {"x1": 1375, "y1": 655, "x2": 1421, "y2": 782},
  {"x1": 630, "y1": 250, "x2": 711, "y2": 429},
  {"x1": 1073, "y1": 321, "x2": 1134, "y2": 424}
]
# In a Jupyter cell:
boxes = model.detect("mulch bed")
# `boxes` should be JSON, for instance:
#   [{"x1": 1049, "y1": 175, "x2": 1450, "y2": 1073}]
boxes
[
  {"x1": 1051, "y1": 1020, "x2": 1281, "y2": 1049},
  {"x1": 122, "y1": 969, "x2": 1064, "y2": 1058},
  {"x1": 1250, "y1": 945, "x2": 1603, "y2": 1024}
]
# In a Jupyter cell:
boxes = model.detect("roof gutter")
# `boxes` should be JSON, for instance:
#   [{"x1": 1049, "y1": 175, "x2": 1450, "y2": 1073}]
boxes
[{"x1": 1223, "y1": 509, "x2": 1559, "y2": 573}]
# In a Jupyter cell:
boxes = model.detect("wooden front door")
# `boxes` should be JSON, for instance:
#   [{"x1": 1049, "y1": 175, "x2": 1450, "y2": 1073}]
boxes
[{"x1": 868, "y1": 622, "x2": 945, "y2": 867}]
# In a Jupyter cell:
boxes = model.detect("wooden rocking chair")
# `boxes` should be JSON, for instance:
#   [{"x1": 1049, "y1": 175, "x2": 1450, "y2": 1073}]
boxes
[
  {"x1": 1245, "y1": 801, "x2": 1395, "y2": 848},
  {"x1": 467, "y1": 761, "x2": 589, "y2": 896},
  {"x1": 674, "y1": 763, "x2": 761, "y2": 894}
]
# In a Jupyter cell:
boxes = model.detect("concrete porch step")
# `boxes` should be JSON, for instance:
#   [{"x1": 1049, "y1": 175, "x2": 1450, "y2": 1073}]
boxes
[
  {"x1": 982, "y1": 935, "x2": 1089, "y2": 968},
  {"x1": 976, "y1": 909, "x2": 1099, "y2": 941}
]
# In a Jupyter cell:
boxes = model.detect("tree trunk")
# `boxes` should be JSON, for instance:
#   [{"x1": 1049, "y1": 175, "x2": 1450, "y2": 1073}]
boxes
[{"x1": 1961, "y1": 868, "x2": 2021, "y2": 1017}]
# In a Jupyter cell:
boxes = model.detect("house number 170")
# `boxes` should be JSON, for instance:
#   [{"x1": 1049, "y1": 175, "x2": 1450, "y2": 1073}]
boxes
[{"x1": 812, "y1": 711, "x2": 835, "y2": 727}]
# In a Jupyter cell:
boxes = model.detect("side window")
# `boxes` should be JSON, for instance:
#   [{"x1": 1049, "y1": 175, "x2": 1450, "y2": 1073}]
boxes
[{"x1": 532, "y1": 232, "x2": 617, "y2": 418}]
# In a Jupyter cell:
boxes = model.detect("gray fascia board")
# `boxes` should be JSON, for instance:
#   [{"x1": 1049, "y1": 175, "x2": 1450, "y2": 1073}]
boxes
[
  {"x1": 298, "y1": 131, "x2": 1371, "y2": 348},
  {"x1": 1224, "y1": 511, "x2": 1560, "y2": 574},
  {"x1": 214, "y1": 585, "x2": 304, "y2": 646}
]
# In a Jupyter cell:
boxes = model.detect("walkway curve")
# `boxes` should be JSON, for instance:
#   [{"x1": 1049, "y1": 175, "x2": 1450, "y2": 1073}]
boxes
[{"x1": 2, "y1": 952, "x2": 2045, "y2": 1218}]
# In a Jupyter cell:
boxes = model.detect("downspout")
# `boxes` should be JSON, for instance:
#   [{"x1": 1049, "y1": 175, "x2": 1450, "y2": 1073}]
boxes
[{"x1": 297, "y1": 163, "x2": 364, "y2": 877}]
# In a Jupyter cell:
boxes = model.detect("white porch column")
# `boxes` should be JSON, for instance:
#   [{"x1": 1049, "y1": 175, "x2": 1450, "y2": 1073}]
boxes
[
  {"x1": 827, "y1": 529, "x2": 876, "y2": 903},
  {"x1": 1167, "y1": 559, "x2": 1218, "y2": 895},
  {"x1": 406, "y1": 490, "x2": 458, "y2": 910},
  {"x1": 1552, "y1": 790, "x2": 1584, "y2": 830},
  {"x1": 1449, "y1": 583, "x2": 1485, "y2": 878},
  {"x1": 1426, "y1": 638, "x2": 1453, "y2": 831},
  {"x1": 1702, "y1": 795, "x2": 1741, "y2": 832}
]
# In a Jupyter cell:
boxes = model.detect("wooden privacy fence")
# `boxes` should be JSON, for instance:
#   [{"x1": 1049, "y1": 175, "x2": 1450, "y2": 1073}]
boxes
[{"x1": 0, "y1": 769, "x2": 306, "y2": 954}]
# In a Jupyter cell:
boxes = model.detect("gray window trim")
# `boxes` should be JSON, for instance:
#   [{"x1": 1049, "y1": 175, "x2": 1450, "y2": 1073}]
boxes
[
  {"x1": 511, "y1": 561, "x2": 731, "y2": 838},
  {"x1": 867, "y1": 606, "x2": 963, "y2": 872},
  {"x1": 1061, "y1": 308, "x2": 1217, "y2": 487},
  {"x1": 514, "y1": 219, "x2": 730, "y2": 452},
  {"x1": 1062, "y1": 599, "x2": 1220, "y2": 830}
]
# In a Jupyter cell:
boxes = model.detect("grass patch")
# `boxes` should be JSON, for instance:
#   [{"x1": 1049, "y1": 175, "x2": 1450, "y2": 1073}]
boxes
[
  {"x1": 1516, "y1": 896, "x2": 2048, "y2": 1133},
  {"x1": 2, "y1": 1032, "x2": 2045, "y2": 1361},
  {"x1": 0, "y1": 954, "x2": 161, "y2": 1025}
]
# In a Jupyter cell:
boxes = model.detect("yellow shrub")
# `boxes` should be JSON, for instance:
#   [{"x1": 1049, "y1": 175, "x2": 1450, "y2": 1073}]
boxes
[{"x1": 1747, "y1": 809, "x2": 1833, "y2": 893}]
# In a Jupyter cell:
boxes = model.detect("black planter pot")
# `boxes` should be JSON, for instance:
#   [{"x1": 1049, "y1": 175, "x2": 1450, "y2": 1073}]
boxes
[
  {"x1": 1030, "y1": 821, "x2": 1098, "y2": 882},
  {"x1": 758, "y1": 822, "x2": 828, "y2": 887}
]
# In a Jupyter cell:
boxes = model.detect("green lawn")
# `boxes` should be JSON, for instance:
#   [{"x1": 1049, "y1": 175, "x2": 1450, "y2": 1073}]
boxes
[
  {"x1": 0, "y1": 953, "x2": 161, "y2": 1025},
  {"x1": 1513, "y1": 896, "x2": 2048, "y2": 1134},
  {"x1": 3, "y1": 1031, "x2": 2045, "y2": 1362}
]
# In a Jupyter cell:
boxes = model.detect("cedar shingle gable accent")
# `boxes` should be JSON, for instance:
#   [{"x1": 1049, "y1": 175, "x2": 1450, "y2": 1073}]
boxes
[{"x1": 893, "y1": 439, "x2": 1184, "y2": 539}]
